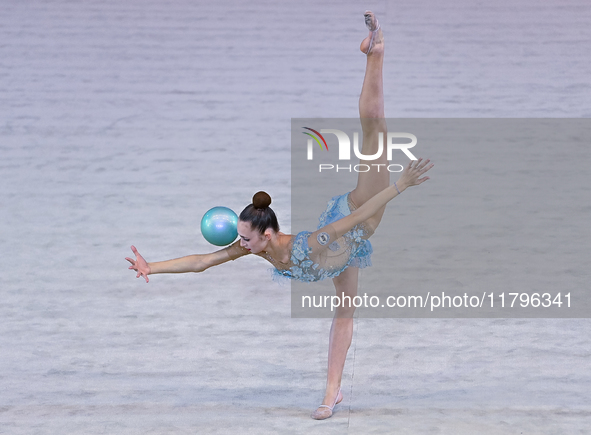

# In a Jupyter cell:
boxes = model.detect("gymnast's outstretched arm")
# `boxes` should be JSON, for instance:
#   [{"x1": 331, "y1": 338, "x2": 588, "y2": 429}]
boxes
[
  {"x1": 125, "y1": 241, "x2": 248, "y2": 283},
  {"x1": 325, "y1": 158, "x2": 433, "y2": 241}
]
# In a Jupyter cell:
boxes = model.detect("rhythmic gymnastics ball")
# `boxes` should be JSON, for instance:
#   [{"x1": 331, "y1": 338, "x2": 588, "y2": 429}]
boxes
[{"x1": 200, "y1": 206, "x2": 238, "y2": 246}]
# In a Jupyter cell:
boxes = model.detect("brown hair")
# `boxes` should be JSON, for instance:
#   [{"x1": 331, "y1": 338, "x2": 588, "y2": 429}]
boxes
[{"x1": 239, "y1": 191, "x2": 280, "y2": 235}]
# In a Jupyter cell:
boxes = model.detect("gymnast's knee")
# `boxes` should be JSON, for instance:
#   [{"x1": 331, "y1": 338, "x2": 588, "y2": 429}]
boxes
[{"x1": 334, "y1": 304, "x2": 356, "y2": 319}]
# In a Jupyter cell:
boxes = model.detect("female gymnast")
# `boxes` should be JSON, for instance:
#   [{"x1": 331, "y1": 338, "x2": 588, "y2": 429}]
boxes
[{"x1": 126, "y1": 11, "x2": 433, "y2": 420}]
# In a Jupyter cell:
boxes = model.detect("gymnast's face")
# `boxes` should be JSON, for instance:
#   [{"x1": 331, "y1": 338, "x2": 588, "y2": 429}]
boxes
[{"x1": 237, "y1": 220, "x2": 269, "y2": 254}]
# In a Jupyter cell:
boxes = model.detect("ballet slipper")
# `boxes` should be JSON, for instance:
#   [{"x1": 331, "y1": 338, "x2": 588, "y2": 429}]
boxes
[
  {"x1": 361, "y1": 10, "x2": 383, "y2": 55},
  {"x1": 310, "y1": 388, "x2": 343, "y2": 420}
]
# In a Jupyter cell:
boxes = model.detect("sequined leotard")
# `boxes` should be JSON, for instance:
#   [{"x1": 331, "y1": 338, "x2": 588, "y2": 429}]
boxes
[{"x1": 225, "y1": 192, "x2": 374, "y2": 282}]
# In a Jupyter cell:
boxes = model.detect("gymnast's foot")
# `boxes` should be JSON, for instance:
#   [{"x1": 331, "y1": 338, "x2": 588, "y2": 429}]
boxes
[
  {"x1": 311, "y1": 388, "x2": 343, "y2": 420},
  {"x1": 360, "y1": 10, "x2": 384, "y2": 56}
]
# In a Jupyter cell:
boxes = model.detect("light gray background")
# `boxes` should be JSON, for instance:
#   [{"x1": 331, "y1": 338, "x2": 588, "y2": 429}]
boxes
[{"x1": 1, "y1": 0, "x2": 590, "y2": 434}]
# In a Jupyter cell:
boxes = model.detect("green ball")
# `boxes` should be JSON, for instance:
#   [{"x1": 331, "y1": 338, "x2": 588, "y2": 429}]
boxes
[{"x1": 200, "y1": 206, "x2": 238, "y2": 246}]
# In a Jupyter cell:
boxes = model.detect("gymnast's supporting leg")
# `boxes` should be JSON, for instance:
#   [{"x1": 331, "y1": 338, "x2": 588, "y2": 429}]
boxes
[{"x1": 312, "y1": 267, "x2": 358, "y2": 419}]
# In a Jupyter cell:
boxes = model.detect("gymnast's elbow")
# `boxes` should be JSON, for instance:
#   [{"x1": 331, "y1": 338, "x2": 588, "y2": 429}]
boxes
[
  {"x1": 185, "y1": 254, "x2": 210, "y2": 273},
  {"x1": 196, "y1": 252, "x2": 232, "y2": 272}
]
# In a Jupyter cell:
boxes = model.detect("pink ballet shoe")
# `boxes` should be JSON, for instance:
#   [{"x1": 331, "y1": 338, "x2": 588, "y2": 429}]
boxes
[
  {"x1": 362, "y1": 10, "x2": 383, "y2": 55},
  {"x1": 310, "y1": 388, "x2": 343, "y2": 420}
]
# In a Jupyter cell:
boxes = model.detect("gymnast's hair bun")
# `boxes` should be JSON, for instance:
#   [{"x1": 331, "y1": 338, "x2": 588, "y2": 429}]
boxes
[{"x1": 252, "y1": 191, "x2": 272, "y2": 210}]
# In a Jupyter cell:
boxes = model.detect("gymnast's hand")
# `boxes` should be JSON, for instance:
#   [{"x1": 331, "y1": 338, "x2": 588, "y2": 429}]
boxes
[
  {"x1": 126, "y1": 245, "x2": 151, "y2": 283},
  {"x1": 396, "y1": 158, "x2": 434, "y2": 190}
]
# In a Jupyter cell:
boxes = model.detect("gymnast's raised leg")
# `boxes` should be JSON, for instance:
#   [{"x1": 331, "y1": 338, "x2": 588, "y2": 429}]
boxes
[
  {"x1": 311, "y1": 11, "x2": 386, "y2": 420},
  {"x1": 352, "y1": 10, "x2": 388, "y2": 224}
]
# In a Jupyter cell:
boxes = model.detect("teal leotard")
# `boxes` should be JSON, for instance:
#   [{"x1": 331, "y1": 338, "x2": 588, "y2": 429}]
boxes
[{"x1": 272, "y1": 192, "x2": 373, "y2": 282}]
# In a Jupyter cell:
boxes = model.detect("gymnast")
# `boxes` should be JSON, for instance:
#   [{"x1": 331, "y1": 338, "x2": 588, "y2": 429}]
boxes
[{"x1": 126, "y1": 11, "x2": 433, "y2": 420}]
